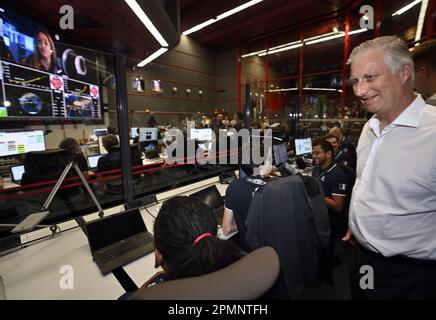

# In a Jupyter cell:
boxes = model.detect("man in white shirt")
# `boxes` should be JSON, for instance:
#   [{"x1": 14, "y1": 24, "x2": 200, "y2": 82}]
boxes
[
  {"x1": 344, "y1": 36, "x2": 436, "y2": 299},
  {"x1": 412, "y1": 39, "x2": 436, "y2": 106}
]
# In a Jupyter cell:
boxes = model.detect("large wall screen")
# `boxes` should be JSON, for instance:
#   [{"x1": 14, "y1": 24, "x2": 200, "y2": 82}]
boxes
[{"x1": 0, "y1": 7, "x2": 102, "y2": 121}]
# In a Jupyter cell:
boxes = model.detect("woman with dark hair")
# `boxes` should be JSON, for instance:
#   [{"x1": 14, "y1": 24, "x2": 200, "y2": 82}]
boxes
[
  {"x1": 28, "y1": 29, "x2": 58, "y2": 73},
  {"x1": 145, "y1": 196, "x2": 243, "y2": 286}
]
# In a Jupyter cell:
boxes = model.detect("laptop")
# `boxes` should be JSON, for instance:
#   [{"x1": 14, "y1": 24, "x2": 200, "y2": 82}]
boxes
[
  {"x1": 87, "y1": 154, "x2": 103, "y2": 170},
  {"x1": 10, "y1": 165, "x2": 25, "y2": 184},
  {"x1": 189, "y1": 185, "x2": 225, "y2": 226},
  {"x1": 85, "y1": 208, "x2": 154, "y2": 275}
]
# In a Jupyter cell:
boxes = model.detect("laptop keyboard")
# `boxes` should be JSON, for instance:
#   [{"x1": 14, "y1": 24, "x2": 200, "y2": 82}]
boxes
[{"x1": 98, "y1": 233, "x2": 154, "y2": 263}]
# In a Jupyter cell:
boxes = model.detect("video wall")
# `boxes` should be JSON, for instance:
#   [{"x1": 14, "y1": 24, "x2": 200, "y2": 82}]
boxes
[{"x1": 0, "y1": 6, "x2": 102, "y2": 121}]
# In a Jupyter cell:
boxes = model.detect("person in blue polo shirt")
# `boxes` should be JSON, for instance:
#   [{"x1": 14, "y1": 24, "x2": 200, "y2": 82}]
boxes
[
  {"x1": 328, "y1": 126, "x2": 356, "y2": 169},
  {"x1": 325, "y1": 134, "x2": 354, "y2": 169},
  {"x1": 312, "y1": 140, "x2": 349, "y2": 238}
]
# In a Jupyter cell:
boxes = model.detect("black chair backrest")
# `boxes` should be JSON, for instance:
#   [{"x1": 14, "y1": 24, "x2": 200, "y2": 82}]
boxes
[{"x1": 22, "y1": 149, "x2": 74, "y2": 185}]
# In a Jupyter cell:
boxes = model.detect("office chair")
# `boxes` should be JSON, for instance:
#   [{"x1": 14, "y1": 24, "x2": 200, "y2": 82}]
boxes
[
  {"x1": 128, "y1": 246, "x2": 279, "y2": 300},
  {"x1": 21, "y1": 149, "x2": 84, "y2": 209}
]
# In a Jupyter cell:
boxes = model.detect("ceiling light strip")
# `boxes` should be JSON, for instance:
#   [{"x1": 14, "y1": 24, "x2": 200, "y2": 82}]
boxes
[
  {"x1": 305, "y1": 32, "x2": 345, "y2": 45},
  {"x1": 258, "y1": 43, "x2": 302, "y2": 56},
  {"x1": 242, "y1": 28, "x2": 369, "y2": 58},
  {"x1": 414, "y1": 0, "x2": 429, "y2": 43},
  {"x1": 392, "y1": 0, "x2": 422, "y2": 16},
  {"x1": 137, "y1": 47, "x2": 168, "y2": 67},
  {"x1": 183, "y1": 0, "x2": 264, "y2": 35},
  {"x1": 125, "y1": 0, "x2": 169, "y2": 47}
]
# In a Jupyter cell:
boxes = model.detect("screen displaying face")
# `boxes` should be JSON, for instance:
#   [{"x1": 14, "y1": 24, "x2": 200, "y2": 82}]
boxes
[{"x1": 0, "y1": 6, "x2": 102, "y2": 121}]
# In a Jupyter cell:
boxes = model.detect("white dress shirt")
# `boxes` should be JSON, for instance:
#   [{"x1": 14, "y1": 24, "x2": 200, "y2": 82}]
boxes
[{"x1": 349, "y1": 95, "x2": 436, "y2": 259}]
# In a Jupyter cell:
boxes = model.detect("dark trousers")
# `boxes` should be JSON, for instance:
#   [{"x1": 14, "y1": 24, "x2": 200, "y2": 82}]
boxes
[{"x1": 350, "y1": 244, "x2": 436, "y2": 300}]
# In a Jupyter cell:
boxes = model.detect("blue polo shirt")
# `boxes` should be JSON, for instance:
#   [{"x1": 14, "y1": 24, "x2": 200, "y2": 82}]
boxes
[{"x1": 312, "y1": 162, "x2": 349, "y2": 237}]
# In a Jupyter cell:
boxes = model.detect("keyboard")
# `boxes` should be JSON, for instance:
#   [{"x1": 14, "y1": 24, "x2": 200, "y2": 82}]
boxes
[{"x1": 97, "y1": 233, "x2": 154, "y2": 263}]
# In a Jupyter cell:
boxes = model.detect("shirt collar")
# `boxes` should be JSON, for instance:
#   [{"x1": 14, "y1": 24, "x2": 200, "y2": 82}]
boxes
[{"x1": 368, "y1": 95, "x2": 426, "y2": 134}]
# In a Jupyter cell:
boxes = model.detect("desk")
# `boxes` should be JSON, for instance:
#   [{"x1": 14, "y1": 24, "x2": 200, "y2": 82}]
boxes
[
  {"x1": 0, "y1": 175, "x2": 231, "y2": 299},
  {"x1": 2, "y1": 179, "x2": 19, "y2": 190}
]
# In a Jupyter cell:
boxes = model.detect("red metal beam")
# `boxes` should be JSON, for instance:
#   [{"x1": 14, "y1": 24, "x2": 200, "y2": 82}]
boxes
[
  {"x1": 341, "y1": 11, "x2": 350, "y2": 117},
  {"x1": 375, "y1": 0, "x2": 382, "y2": 38},
  {"x1": 299, "y1": 27, "x2": 304, "y2": 119},
  {"x1": 237, "y1": 46, "x2": 242, "y2": 112},
  {"x1": 427, "y1": 0, "x2": 435, "y2": 39}
]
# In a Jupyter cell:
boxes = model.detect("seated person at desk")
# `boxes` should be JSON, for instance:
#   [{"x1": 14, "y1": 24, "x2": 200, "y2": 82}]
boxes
[
  {"x1": 222, "y1": 164, "x2": 271, "y2": 251},
  {"x1": 97, "y1": 134, "x2": 121, "y2": 172},
  {"x1": 325, "y1": 134, "x2": 353, "y2": 168},
  {"x1": 311, "y1": 140, "x2": 349, "y2": 238},
  {"x1": 126, "y1": 197, "x2": 243, "y2": 299},
  {"x1": 59, "y1": 138, "x2": 89, "y2": 172}
]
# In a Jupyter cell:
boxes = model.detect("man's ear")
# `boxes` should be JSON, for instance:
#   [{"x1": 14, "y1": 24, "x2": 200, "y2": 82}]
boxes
[
  {"x1": 401, "y1": 63, "x2": 414, "y2": 84},
  {"x1": 154, "y1": 248, "x2": 164, "y2": 269},
  {"x1": 417, "y1": 65, "x2": 430, "y2": 78}
]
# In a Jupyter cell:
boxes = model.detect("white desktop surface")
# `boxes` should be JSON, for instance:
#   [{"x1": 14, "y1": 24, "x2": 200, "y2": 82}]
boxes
[{"x1": 0, "y1": 175, "x2": 232, "y2": 300}]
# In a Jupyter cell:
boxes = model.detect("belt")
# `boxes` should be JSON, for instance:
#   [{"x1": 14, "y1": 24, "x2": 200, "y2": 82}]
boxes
[{"x1": 357, "y1": 243, "x2": 436, "y2": 267}]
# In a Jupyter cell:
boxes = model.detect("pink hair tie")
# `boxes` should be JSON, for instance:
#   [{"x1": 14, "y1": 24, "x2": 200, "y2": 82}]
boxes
[{"x1": 193, "y1": 232, "x2": 213, "y2": 245}]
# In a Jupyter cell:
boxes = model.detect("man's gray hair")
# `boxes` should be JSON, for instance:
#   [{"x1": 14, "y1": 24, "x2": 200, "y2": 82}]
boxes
[{"x1": 347, "y1": 36, "x2": 414, "y2": 82}]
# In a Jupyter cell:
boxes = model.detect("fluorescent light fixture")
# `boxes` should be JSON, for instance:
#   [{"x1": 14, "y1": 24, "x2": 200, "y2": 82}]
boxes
[
  {"x1": 269, "y1": 88, "x2": 298, "y2": 92},
  {"x1": 258, "y1": 43, "x2": 302, "y2": 56},
  {"x1": 125, "y1": 0, "x2": 168, "y2": 47},
  {"x1": 183, "y1": 0, "x2": 263, "y2": 35},
  {"x1": 183, "y1": 19, "x2": 216, "y2": 35},
  {"x1": 241, "y1": 50, "x2": 266, "y2": 58},
  {"x1": 414, "y1": 0, "x2": 429, "y2": 43},
  {"x1": 217, "y1": 0, "x2": 263, "y2": 20},
  {"x1": 241, "y1": 28, "x2": 369, "y2": 58},
  {"x1": 392, "y1": 0, "x2": 422, "y2": 16},
  {"x1": 305, "y1": 31, "x2": 338, "y2": 42},
  {"x1": 268, "y1": 87, "x2": 342, "y2": 93},
  {"x1": 348, "y1": 28, "x2": 368, "y2": 35},
  {"x1": 305, "y1": 32, "x2": 345, "y2": 45},
  {"x1": 137, "y1": 47, "x2": 168, "y2": 67},
  {"x1": 0, "y1": 7, "x2": 4, "y2": 13}
]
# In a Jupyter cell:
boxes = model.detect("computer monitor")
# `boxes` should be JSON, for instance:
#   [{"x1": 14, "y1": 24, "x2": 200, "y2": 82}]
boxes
[
  {"x1": 87, "y1": 154, "x2": 103, "y2": 169},
  {"x1": 131, "y1": 127, "x2": 138, "y2": 138},
  {"x1": 273, "y1": 143, "x2": 288, "y2": 165},
  {"x1": 10, "y1": 165, "x2": 25, "y2": 182},
  {"x1": 138, "y1": 128, "x2": 158, "y2": 143},
  {"x1": 190, "y1": 128, "x2": 212, "y2": 141},
  {"x1": 0, "y1": 130, "x2": 46, "y2": 157},
  {"x1": 93, "y1": 128, "x2": 108, "y2": 137},
  {"x1": 295, "y1": 138, "x2": 312, "y2": 155}
]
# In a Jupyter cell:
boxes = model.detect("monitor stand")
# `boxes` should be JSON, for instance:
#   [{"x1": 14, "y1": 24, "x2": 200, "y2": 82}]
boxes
[{"x1": 0, "y1": 161, "x2": 104, "y2": 236}]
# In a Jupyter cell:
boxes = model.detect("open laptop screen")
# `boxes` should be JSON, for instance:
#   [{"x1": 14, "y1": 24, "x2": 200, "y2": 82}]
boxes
[
  {"x1": 273, "y1": 143, "x2": 288, "y2": 165},
  {"x1": 87, "y1": 154, "x2": 103, "y2": 169},
  {"x1": 86, "y1": 208, "x2": 147, "y2": 252},
  {"x1": 190, "y1": 185, "x2": 223, "y2": 210},
  {"x1": 11, "y1": 165, "x2": 25, "y2": 182}
]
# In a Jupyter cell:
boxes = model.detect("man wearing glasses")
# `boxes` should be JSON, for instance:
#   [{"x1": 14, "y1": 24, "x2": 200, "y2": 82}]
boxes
[{"x1": 343, "y1": 36, "x2": 436, "y2": 299}]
